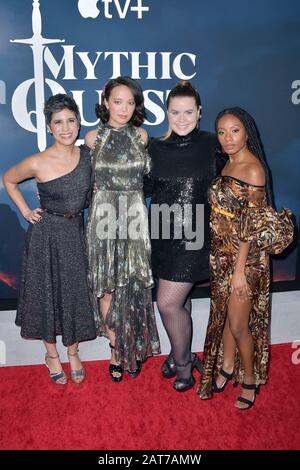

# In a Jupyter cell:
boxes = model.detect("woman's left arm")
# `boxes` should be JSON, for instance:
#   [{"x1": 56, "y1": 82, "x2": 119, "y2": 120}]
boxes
[{"x1": 137, "y1": 127, "x2": 149, "y2": 147}]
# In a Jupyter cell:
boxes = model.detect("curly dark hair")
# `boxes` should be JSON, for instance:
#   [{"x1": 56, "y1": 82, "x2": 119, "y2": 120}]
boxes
[
  {"x1": 95, "y1": 76, "x2": 146, "y2": 127},
  {"x1": 44, "y1": 94, "x2": 81, "y2": 125},
  {"x1": 215, "y1": 107, "x2": 273, "y2": 205}
]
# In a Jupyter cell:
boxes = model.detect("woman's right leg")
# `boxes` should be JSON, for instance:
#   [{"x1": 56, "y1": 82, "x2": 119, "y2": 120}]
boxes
[
  {"x1": 227, "y1": 292, "x2": 255, "y2": 409},
  {"x1": 44, "y1": 340, "x2": 67, "y2": 385},
  {"x1": 99, "y1": 293, "x2": 122, "y2": 379},
  {"x1": 157, "y1": 279, "x2": 195, "y2": 386},
  {"x1": 214, "y1": 315, "x2": 236, "y2": 389},
  {"x1": 161, "y1": 296, "x2": 192, "y2": 375}
]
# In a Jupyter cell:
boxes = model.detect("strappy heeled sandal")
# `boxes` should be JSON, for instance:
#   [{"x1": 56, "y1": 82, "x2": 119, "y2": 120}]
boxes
[
  {"x1": 128, "y1": 360, "x2": 142, "y2": 378},
  {"x1": 191, "y1": 353, "x2": 203, "y2": 374},
  {"x1": 67, "y1": 349, "x2": 85, "y2": 385},
  {"x1": 45, "y1": 353, "x2": 68, "y2": 386},
  {"x1": 173, "y1": 359, "x2": 195, "y2": 392},
  {"x1": 235, "y1": 383, "x2": 260, "y2": 410},
  {"x1": 109, "y1": 343, "x2": 123, "y2": 383},
  {"x1": 161, "y1": 352, "x2": 176, "y2": 379},
  {"x1": 162, "y1": 352, "x2": 202, "y2": 379},
  {"x1": 212, "y1": 368, "x2": 234, "y2": 393}
]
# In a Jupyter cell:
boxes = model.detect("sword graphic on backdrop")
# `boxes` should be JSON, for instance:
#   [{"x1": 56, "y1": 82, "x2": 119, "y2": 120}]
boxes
[{"x1": 10, "y1": 0, "x2": 64, "y2": 151}]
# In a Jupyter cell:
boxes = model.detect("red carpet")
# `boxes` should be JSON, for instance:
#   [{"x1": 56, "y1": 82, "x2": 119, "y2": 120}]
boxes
[{"x1": 0, "y1": 343, "x2": 299, "y2": 450}]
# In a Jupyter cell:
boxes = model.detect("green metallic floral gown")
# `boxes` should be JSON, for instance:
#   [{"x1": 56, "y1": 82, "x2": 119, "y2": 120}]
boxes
[
  {"x1": 86, "y1": 123, "x2": 160, "y2": 371},
  {"x1": 197, "y1": 175, "x2": 290, "y2": 399}
]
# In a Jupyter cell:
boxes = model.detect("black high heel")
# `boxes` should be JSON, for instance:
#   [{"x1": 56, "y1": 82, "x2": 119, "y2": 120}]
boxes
[
  {"x1": 192, "y1": 353, "x2": 203, "y2": 374},
  {"x1": 161, "y1": 352, "x2": 176, "y2": 379},
  {"x1": 162, "y1": 352, "x2": 202, "y2": 379},
  {"x1": 172, "y1": 352, "x2": 202, "y2": 392},
  {"x1": 212, "y1": 368, "x2": 234, "y2": 393},
  {"x1": 109, "y1": 343, "x2": 123, "y2": 383},
  {"x1": 236, "y1": 383, "x2": 260, "y2": 410},
  {"x1": 127, "y1": 360, "x2": 142, "y2": 378},
  {"x1": 173, "y1": 359, "x2": 195, "y2": 392}
]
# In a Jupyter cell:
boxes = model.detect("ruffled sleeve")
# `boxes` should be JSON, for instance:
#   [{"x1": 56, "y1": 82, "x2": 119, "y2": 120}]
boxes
[{"x1": 238, "y1": 186, "x2": 294, "y2": 254}]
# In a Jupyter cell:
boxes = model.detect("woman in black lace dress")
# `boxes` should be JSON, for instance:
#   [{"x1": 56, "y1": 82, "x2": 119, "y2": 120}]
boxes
[
  {"x1": 146, "y1": 81, "x2": 224, "y2": 392},
  {"x1": 3, "y1": 94, "x2": 96, "y2": 386}
]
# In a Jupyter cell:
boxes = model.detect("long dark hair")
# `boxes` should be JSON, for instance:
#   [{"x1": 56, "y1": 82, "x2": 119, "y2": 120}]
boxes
[
  {"x1": 215, "y1": 107, "x2": 273, "y2": 205},
  {"x1": 95, "y1": 76, "x2": 146, "y2": 127}
]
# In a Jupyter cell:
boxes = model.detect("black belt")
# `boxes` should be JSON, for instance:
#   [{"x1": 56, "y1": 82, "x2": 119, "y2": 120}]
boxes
[{"x1": 42, "y1": 208, "x2": 83, "y2": 219}]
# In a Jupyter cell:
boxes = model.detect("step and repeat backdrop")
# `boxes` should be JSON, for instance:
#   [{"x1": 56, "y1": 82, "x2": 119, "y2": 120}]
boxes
[{"x1": 0, "y1": 0, "x2": 299, "y2": 303}]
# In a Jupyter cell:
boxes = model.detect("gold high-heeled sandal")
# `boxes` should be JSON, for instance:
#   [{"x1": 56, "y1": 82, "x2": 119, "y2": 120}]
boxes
[
  {"x1": 45, "y1": 353, "x2": 68, "y2": 386},
  {"x1": 67, "y1": 349, "x2": 85, "y2": 385}
]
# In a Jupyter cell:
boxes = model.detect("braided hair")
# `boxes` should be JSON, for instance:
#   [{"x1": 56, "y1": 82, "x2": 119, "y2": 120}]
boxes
[{"x1": 215, "y1": 107, "x2": 273, "y2": 205}]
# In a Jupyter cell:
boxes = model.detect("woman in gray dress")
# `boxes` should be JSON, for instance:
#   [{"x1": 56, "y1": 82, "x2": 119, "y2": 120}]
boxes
[
  {"x1": 3, "y1": 94, "x2": 96, "y2": 386},
  {"x1": 85, "y1": 77, "x2": 160, "y2": 382}
]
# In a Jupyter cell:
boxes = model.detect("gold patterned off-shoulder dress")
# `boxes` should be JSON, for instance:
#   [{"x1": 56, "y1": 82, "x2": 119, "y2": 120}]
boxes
[{"x1": 198, "y1": 175, "x2": 278, "y2": 399}]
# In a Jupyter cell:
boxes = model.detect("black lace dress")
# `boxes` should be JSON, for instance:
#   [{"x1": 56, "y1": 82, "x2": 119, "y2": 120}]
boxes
[{"x1": 146, "y1": 128, "x2": 223, "y2": 282}]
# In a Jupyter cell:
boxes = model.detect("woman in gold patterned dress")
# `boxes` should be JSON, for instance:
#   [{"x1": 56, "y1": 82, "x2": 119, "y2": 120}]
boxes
[
  {"x1": 197, "y1": 107, "x2": 292, "y2": 409},
  {"x1": 85, "y1": 77, "x2": 160, "y2": 382}
]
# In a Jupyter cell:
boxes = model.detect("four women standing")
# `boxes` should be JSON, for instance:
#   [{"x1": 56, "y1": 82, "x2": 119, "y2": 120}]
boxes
[{"x1": 4, "y1": 82, "x2": 289, "y2": 406}]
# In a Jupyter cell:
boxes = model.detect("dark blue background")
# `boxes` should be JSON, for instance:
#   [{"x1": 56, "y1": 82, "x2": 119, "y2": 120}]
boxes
[{"x1": 0, "y1": 0, "x2": 299, "y2": 300}]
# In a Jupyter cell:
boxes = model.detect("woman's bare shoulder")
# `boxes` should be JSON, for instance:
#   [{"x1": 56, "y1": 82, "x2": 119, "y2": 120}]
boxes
[
  {"x1": 137, "y1": 127, "x2": 149, "y2": 146},
  {"x1": 85, "y1": 129, "x2": 98, "y2": 149},
  {"x1": 244, "y1": 159, "x2": 266, "y2": 186}
]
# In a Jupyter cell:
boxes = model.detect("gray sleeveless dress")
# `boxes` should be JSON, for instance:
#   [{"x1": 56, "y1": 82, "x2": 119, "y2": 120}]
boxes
[
  {"x1": 85, "y1": 123, "x2": 160, "y2": 371},
  {"x1": 16, "y1": 145, "x2": 96, "y2": 346}
]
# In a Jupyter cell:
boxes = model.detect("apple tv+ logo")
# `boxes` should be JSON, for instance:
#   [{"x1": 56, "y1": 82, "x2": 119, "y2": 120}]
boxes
[{"x1": 77, "y1": 0, "x2": 149, "y2": 20}]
